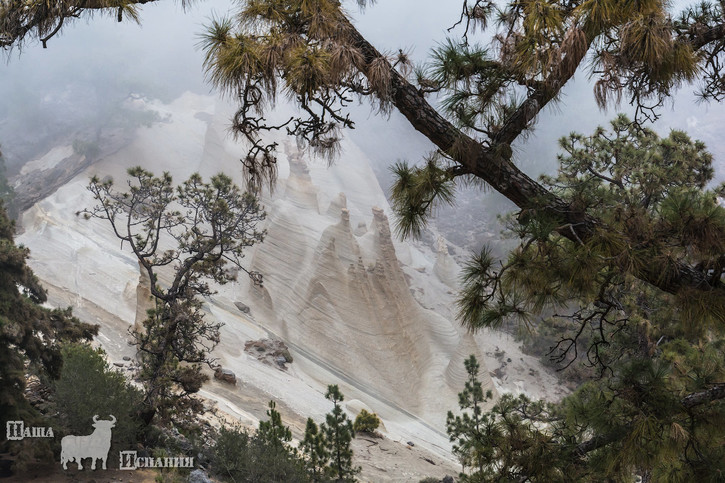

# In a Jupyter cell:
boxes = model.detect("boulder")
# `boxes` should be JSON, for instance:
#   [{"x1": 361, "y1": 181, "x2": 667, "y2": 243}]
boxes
[
  {"x1": 280, "y1": 349, "x2": 293, "y2": 363},
  {"x1": 187, "y1": 469, "x2": 212, "y2": 483},
  {"x1": 234, "y1": 301, "x2": 250, "y2": 314},
  {"x1": 214, "y1": 368, "x2": 237, "y2": 384},
  {"x1": 24, "y1": 375, "x2": 50, "y2": 407},
  {"x1": 244, "y1": 338, "x2": 293, "y2": 370}
]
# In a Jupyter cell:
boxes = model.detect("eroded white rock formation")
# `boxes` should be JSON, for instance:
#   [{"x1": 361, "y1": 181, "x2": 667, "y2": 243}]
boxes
[
  {"x1": 16, "y1": 92, "x2": 565, "y2": 461},
  {"x1": 247, "y1": 154, "x2": 485, "y2": 417}
]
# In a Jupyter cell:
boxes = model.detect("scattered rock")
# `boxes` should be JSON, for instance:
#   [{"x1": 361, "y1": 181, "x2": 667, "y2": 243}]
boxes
[
  {"x1": 196, "y1": 451, "x2": 210, "y2": 467},
  {"x1": 214, "y1": 368, "x2": 237, "y2": 384},
  {"x1": 187, "y1": 469, "x2": 212, "y2": 483},
  {"x1": 491, "y1": 367, "x2": 506, "y2": 379},
  {"x1": 168, "y1": 428, "x2": 194, "y2": 453},
  {"x1": 244, "y1": 338, "x2": 293, "y2": 370},
  {"x1": 24, "y1": 375, "x2": 51, "y2": 407},
  {"x1": 234, "y1": 301, "x2": 250, "y2": 314}
]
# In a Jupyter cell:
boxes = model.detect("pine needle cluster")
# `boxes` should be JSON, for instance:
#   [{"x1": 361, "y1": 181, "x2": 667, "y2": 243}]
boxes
[
  {"x1": 198, "y1": 0, "x2": 396, "y2": 191},
  {"x1": 458, "y1": 116, "x2": 724, "y2": 342}
]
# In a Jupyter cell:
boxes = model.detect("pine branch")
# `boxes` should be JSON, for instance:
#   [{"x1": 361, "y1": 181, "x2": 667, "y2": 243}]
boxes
[
  {"x1": 1, "y1": 0, "x2": 157, "y2": 49},
  {"x1": 681, "y1": 382, "x2": 725, "y2": 409},
  {"x1": 7, "y1": 0, "x2": 724, "y2": 303},
  {"x1": 690, "y1": 22, "x2": 725, "y2": 49},
  {"x1": 341, "y1": 15, "x2": 724, "y2": 299},
  {"x1": 576, "y1": 383, "x2": 725, "y2": 456}
]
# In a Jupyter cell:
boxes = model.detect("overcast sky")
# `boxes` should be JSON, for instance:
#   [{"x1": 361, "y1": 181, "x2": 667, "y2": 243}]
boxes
[{"x1": 1, "y1": 0, "x2": 723, "y2": 180}]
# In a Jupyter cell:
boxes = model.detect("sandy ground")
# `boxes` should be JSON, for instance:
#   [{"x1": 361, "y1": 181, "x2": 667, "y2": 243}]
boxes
[{"x1": 352, "y1": 436, "x2": 459, "y2": 482}]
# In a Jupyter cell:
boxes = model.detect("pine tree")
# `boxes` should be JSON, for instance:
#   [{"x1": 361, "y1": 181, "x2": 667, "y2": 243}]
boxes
[
  {"x1": 446, "y1": 356, "x2": 493, "y2": 477},
  {"x1": 0, "y1": 202, "x2": 97, "y2": 423},
  {"x1": 447, "y1": 342, "x2": 725, "y2": 481},
  {"x1": 258, "y1": 400, "x2": 293, "y2": 451},
  {"x1": 255, "y1": 400, "x2": 310, "y2": 481},
  {"x1": 212, "y1": 418, "x2": 311, "y2": 482},
  {"x1": 321, "y1": 385, "x2": 359, "y2": 482},
  {"x1": 54, "y1": 343, "x2": 143, "y2": 467},
  {"x1": 78, "y1": 167, "x2": 266, "y2": 424},
  {"x1": 301, "y1": 417, "x2": 329, "y2": 482},
  {"x1": 447, "y1": 356, "x2": 570, "y2": 481},
  {"x1": 445, "y1": 120, "x2": 725, "y2": 481}
]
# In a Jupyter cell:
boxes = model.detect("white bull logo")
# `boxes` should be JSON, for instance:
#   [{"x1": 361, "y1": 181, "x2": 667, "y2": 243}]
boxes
[{"x1": 60, "y1": 415, "x2": 116, "y2": 470}]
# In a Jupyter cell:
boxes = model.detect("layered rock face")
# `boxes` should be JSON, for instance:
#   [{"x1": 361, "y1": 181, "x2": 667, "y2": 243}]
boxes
[
  {"x1": 17, "y1": 92, "x2": 497, "y2": 436},
  {"x1": 237, "y1": 143, "x2": 498, "y2": 420},
  {"x1": 252, "y1": 159, "x2": 419, "y2": 410}
]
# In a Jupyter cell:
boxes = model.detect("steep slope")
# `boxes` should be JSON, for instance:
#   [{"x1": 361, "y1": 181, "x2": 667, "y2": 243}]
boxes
[
  {"x1": 16, "y1": 92, "x2": 563, "y2": 464},
  {"x1": 241, "y1": 147, "x2": 488, "y2": 422}
]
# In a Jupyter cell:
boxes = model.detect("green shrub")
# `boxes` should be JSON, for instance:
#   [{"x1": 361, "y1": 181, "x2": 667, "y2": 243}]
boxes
[
  {"x1": 212, "y1": 424, "x2": 310, "y2": 482},
  {"x1": 353, "y1": 409, "x2": 381, "y2": 434},
  {"x1": 212, "y1": 425, "x2": 250, "y2": 479},
  {"x1": 322, "y1": 385, "x2": 359, "y2": 481},
  {"x1": 53, "y1": 343, "x2": 143, "y2": 467}
]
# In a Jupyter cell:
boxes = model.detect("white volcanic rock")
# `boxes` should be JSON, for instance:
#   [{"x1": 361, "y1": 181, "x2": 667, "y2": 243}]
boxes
[
  {"x1": 18, "y1": 145, "x2": 74, "y2": 176},
  {"x1": 235, "y1": 144, "x2": 494, "y2": 426},
  {"x1": 17, "y1": 92, "x2": 563, "y2": 464},
  {"x1": 433, "y1": 236, "x2": 459, "y2": 288}
]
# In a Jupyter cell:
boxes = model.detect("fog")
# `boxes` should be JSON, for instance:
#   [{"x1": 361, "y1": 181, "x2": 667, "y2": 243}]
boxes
[
  {"x1": 0, "y1": 0, "x2": 220, "y2": 170},
  {"x1": 1, "y1": 0, "x2": 723, "y2": 189}
]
